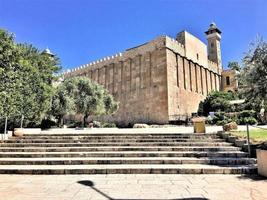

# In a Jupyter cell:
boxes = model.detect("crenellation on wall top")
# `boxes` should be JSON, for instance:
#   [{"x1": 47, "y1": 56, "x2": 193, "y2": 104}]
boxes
[
  {"x1": 62, "y1": 51, "x2": 125, "y2": 77},
  {"x1": 165, "y1": 35, "x2": 185, "y2": 56},
  {"x1": 62, "y1": 36, "x2": 168, "y2": 78}
]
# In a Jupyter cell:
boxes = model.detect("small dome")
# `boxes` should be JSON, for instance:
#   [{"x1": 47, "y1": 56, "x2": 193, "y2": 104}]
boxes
[
  {"x1": 42, "y1": 48, "x2": 54, "y2": 56},
  {"x1": 205, "y1": 22, "x2": 221, "y2": 35},
  {"x1": 210, "y1": 22, "x2": 217, "y2": 28}
]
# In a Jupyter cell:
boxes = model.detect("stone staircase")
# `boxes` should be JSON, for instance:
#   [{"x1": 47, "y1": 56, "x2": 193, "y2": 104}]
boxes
[{"x1": 0, "y1": 131, "x2": 257, "y2": 174}]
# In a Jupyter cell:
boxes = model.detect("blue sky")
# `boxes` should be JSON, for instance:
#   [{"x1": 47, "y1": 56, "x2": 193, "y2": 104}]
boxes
[{"x1": 0, "y1": 0, "x2": 267, "y2": 71}]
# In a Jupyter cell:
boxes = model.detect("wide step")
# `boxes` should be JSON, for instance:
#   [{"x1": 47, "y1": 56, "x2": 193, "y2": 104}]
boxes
[
  {"x1": 0, "y1": 157, "x2": 256, "y2": 165},
  {"x1": 0, "y1": 151, "x2": 248, "y2": 158},
  {"x1": 0, "y1": 146, "x2": 241, "y2": 152},
  {"x1": 0, "y1": 164, "x2": 257, "y2": 174}
]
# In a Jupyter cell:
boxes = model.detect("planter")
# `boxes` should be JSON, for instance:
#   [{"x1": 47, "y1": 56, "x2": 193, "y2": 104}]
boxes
[
  {"x1": 13, "y1": 128, "x2": 24, "y2": 137},
  {"x1": 256, "y1": 149, "x2": 267, "y2": 177}
]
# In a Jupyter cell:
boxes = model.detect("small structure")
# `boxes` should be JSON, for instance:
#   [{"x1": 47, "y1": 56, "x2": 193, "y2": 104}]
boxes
[
  {"x1": 42, "y1": 48, "x2": 55, "y2": 57},
  {"x1": 192, "y1": 117, "x2": 206, "y2": 133},
  {"x1": 221, "y1": 69, "x2": 239, "y2": 92}
]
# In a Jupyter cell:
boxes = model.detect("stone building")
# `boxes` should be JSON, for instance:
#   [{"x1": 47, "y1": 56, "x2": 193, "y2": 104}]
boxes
[
  {"x1": 221, "y1": 69, "x2": 239, "y2": 92},
  {"x1": 63, "y1": 23, "x2": 225, "y2": 125}
]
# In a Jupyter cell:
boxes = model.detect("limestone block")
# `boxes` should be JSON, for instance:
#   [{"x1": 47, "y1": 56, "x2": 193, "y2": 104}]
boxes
[
  {"x1": 133, "y1": 124, "x2": 149, "y2": 128},
  {"x1": 223, "y1": 122, "x2": 238, "y2": 131},
  {"x1": 257, "y1": 149, "x2": 267, "y2": 177}
]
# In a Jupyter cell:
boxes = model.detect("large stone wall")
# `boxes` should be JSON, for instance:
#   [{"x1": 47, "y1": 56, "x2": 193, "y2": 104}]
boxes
[
  {"x1": 64, "y1": 36, "x2": 169, "y2": 125},
  {"x1": 63, "y1": 34, "x2": 222, "y2": 125},
  {"x1": 166, "y1": 46, "x2": 221, "y2": 121}
]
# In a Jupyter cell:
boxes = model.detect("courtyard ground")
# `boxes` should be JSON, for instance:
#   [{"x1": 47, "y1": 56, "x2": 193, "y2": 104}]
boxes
[{"x1": 0, "y1": 174, "x2": 266, "y2": 200}]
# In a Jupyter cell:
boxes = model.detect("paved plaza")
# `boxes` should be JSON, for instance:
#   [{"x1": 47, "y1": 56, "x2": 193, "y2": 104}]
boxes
[{"x1": 0, "y1": 174, "x2": 266, "y2": 200}]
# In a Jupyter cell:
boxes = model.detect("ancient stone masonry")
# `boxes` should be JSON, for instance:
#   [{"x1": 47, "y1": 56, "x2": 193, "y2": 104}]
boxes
[{"x1": 63, "y1": 23, "x2": 225, "y2": 125}]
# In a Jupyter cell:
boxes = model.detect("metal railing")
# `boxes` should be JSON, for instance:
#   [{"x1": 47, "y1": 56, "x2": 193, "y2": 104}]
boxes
[{"x1": 0, "y1": 115, "x2": 24, "y2": 141}]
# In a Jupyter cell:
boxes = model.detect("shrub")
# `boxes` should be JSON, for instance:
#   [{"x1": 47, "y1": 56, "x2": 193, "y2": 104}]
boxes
[
  {"x1": 101, "y1": 122, "x2": 117, "y2": 128},
  {"x1": 68, "y1": 121, "x2": 83, "y2": 128},
  {"x1": 238, "y1": 110, "x2": 257, "y2": 118},
  {"x1": 205, "y1": 116, "x2": 213, "y2": 125},
  {"x1": 237, "y1": 110, "x2": 258, "y2": 125},
  {"x1": 40, "y1": 119, "x2": 57, "y2": 129},
  {"x1": 197, "y1": 91, "x2": 237, "y2": 116},
  {"x1": 237, "y1": 117, "x2": 257, "y2": 125},
  {"x1": 216, "y1": 119, "x2": 231, "y2": 126}
]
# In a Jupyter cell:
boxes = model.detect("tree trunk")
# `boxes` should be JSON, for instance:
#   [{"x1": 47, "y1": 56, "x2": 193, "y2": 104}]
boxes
[
  {"x1": 59, "y1": 117, "x2": 64, "y2": 128},
  {"x1": 83, "y1": 115, "x2": 88, "y2": 128}
]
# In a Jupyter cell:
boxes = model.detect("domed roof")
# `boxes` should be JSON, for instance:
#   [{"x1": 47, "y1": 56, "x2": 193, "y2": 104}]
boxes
[
  {"x1": 205, "y1": 22, "x2": 221, "y2": 35},
  {"x1": 42, "y1": 48, "x2": 54, "y2": 56},
  {"x1": 210, "y1": 22, "x2": 217, "y2": 29}
]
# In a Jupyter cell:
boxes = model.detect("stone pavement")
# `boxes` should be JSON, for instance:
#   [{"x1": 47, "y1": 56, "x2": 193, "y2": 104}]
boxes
[{"x1": 0, "y1": 174, "x2": 266, "y2": 200}]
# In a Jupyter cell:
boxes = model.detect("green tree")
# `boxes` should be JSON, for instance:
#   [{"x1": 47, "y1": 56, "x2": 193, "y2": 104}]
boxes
[
  {"x1": 228, "y1": 61, "x2": 241, "y2": 71},
  {"x1": 0, "y1": 29, "x2": 20, "y2": 119},
  {"x1": 16, "y1": 44, "x2": 60, "y2": 125},
  {"x1": 239, "y1": 38, "x2": 267, "y2": 103},
  {"x1": 51, "y1": 77, "x2": 118, "y2": 127},
  {"x1": 198, "y1": 91, "x2": 236, "y2": 116},
  {"x1": 0, "y1": 29, "x2": 60, "y2": 128}
]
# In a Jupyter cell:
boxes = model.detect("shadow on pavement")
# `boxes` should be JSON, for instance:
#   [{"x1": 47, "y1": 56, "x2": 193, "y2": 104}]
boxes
[
  {"x1": 77, "y1": 180, "x2": 209, "y2": 200},
  {"x1": 236, "y1": 174, "x2": 267, "y2": 181}
]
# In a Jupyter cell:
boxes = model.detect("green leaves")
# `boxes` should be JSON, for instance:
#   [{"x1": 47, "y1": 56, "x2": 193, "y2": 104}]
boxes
[
  {"x1": 239, "y1": 38, "x2": 267, "y2": 102},
  {"x1": 227, "y1": 61, "x2": 241, "y2": 71},
  {"x1": 198, "y1": 91, "x2": 237, "y2": 116},
  {"x1": 0, "y1": 29, "x2": 60, "y2": 125},
  {"x1": 51, "y1": 76, "x2": 118, "y2": 126}
]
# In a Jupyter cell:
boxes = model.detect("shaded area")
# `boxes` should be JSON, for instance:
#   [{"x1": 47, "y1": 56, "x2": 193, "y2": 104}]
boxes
[
  {"x1": 77, "y1": 180, "x2": 209, "y2": 200},
  {"x1": 237, "y1": 174, "x2": 267, "y2": 181}
]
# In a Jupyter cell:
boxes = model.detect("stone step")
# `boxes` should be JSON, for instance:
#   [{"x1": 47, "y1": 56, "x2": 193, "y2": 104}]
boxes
[
  {"x1": 5, "y1": 138, "x2": 226, "y2": 143},
  {"x1": 0, "y1": 151, "x2": 248, "y2": 158},
  {"x1": 0, "y1": 164, "x2": 257, "y2": 174},
  {"x1": 0, "y1": 142, "x2": 233, "y2": 147},
  {"x1": 17, "y1": 135, "x2": 220, "y2": 139},
  {"x1": 0, "y1": 157, "x2": 256, "y2": 165},
  {"x1": 0, "y1": 146, "x2": 241, "y2": 152},
  {"x1": 23, "y1": 133, "x2": 218, "y2": 137}
]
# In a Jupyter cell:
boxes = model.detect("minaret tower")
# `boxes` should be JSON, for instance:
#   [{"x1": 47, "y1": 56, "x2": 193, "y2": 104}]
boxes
[{"x1": 205, "y1": 22, "x2": 222, "y2": 68}]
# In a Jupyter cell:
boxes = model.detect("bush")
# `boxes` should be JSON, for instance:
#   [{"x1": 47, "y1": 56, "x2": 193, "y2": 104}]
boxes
[
  {"x1": 101, "y1": 122, "x2": 117, "y2": 128},
  {"x1": 40, "y1": 119, "x2": 57, "y2": 129},
  {"x1": 216, "y1": 119, "x2": 231, "y2": 126},
  {"x1": 68, "y1": 121, "x2": 83, "y2": 128},
  {"x1": 197, "y1": 91, "x2": 237, "y2": 116},
  {"x1": 205, "y1": 116, "x2": 213, "y2": 125},
  {"x1": 237, "y1": 110, "x2": 258, "y2": 125},
  {"x1": 238, "y1": 110, "x2": 257, "y2": 118},
  {"x1": 237, "y1": 117, "x2": 257, "y2": 125}
]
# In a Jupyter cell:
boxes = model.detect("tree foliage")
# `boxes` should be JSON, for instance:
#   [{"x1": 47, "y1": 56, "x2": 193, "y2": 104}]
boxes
[
  {"x1": 198, "y1": 91, "x2": 237, "y2": 116},
  {"x1": 238, "y1": 38, "x2": 267, "y2": 103},
  {"x1": 50, "y1": 77, "x2": 118, "y2": 127},
  {"x1": 227, "y1": 61, "x2": 241, "y2": 71},
  {"x1": 0, "y1": 29, "x2": 60, "y2": 127}
]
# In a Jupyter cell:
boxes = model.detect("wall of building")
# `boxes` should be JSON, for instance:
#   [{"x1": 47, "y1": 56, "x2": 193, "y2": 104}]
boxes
[
  {"x1": 221, "y1": 69, "x2": 238, "y2": 92},
  {"x1": 165, "y1": 38, "x2": 221, "y2": 121},
  {"x1": 64, "y1": 36, "x2": 169, "y2": 125},
  {"x1": 63, "y1": 33, "x2": 222, "y2": 125}
]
